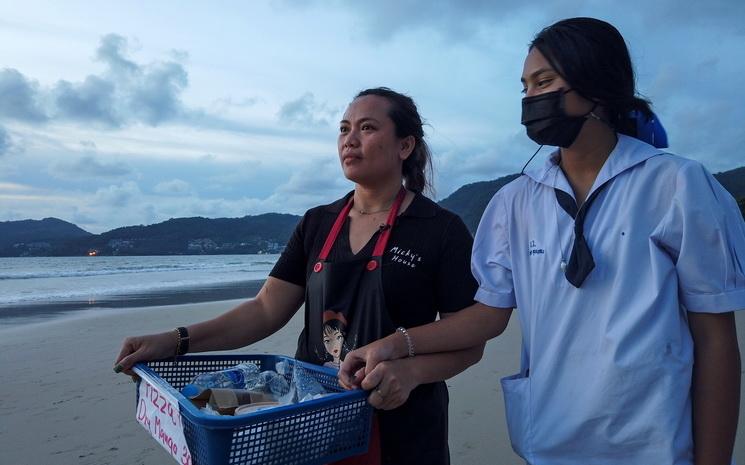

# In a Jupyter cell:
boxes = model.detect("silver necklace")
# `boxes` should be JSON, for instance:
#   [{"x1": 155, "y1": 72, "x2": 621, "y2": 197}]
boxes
[{"x1": 356, "y1": 206, "x2": 392, "y2": 215}]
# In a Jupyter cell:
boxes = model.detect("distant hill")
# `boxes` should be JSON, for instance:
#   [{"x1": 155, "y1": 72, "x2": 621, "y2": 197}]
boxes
[
  {"x1": 438, "y1": 174, "x2": 520, "y2": 232},
  {"x1": 441, "y1": 165, "x2": 745, "y2": 233},
  {"x1": 89, "y1": 214, "x2": 301, "y2": 255},
  {"x1": 714, "y1": 166, "x2": 745, "y2": 200},
  {"x1": 1, "y1": 214, "x2": 300, "y2": 257},
  {"x1": 0, "y1": 218, "x2": 92, "y2": 254}
]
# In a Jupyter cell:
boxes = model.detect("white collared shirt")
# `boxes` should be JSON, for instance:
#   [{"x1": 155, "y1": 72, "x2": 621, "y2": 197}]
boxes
[{"x1": 472, "y1": 134, "x2": 745, "y2": 464}]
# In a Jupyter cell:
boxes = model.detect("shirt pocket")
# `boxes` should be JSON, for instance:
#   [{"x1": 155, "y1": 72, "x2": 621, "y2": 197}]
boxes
[{"x1": 501, "y1": 372, "x2": 532, "y2": 460}]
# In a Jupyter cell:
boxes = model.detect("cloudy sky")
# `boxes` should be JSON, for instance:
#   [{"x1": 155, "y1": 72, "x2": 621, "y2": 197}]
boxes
[{"x1": 1, "y1": 1, "x2": 743, "y2": 233}]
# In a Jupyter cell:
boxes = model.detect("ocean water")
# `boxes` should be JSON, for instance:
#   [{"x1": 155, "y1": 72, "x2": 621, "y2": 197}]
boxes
[{"x1": 0, "y1": 254, "x2": 278, "y2": 324}]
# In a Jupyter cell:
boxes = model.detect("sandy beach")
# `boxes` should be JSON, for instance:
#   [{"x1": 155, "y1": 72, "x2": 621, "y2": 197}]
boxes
[{"x1": 0, "y1": 301, "x2": 744, "y2": 465}]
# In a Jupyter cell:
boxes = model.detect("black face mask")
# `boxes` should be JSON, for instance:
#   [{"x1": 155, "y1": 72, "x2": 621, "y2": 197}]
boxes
[{"x1": 521, "y1": 89, "x2": 596, "y2": 148}]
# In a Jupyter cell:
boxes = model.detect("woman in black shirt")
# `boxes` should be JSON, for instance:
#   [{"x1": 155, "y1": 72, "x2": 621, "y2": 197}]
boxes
[{"x1": 114, "y1": 87, "x2": 481, "y2": 465}]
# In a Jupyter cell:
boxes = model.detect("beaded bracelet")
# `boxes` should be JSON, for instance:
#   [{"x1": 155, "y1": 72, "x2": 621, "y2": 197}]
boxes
[{"x1": 396, "y1": 327, "x2": 415, "y2": 358}]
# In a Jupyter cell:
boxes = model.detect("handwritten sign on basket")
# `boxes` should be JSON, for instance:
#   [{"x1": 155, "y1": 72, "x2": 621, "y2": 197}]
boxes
[{"x1": 134, "y1": 367, "x2": 193, "y2": 465}]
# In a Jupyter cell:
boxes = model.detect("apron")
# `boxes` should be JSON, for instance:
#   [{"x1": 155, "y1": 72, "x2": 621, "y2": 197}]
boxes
[
  {"x1": 296, "y1": 187, "x2": 450, "y2": 465},
  {"x1": 295, "y1": 187, "x2": 405, "y2": 367}
]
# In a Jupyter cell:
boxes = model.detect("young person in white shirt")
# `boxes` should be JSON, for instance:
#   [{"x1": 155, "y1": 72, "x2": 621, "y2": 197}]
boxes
[{"x1": 340, "y1": 17, "x2": 744, "y2": 465}]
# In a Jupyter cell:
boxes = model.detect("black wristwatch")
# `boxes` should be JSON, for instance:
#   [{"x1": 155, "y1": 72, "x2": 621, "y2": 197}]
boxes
[{"x1": 175, "y1": 326, "x2": 190, "y2": 357}]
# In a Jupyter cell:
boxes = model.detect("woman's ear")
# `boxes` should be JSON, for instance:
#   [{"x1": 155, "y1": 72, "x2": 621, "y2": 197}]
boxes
[{"x1": 399, "y1": 135, "x2": 415, "y2": 161}]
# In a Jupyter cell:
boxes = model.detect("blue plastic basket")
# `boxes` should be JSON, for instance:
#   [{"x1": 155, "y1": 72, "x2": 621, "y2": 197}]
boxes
[{"x1": 135, "y1": 354, "x2": 372, "y2": 465}]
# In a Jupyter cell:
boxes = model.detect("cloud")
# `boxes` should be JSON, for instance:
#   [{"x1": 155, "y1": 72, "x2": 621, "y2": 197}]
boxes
[
  {"x1": 269, "y1": 158, "x2": 350, "y2": 208},
  {"x1": 1, "y1": 34, "x2": 325, "y2": 139},
  {"x1": 52, "y1": 155, "x2": 132, "y2": 179},
  {"x1": 0, "y1": 209, "x2": 24, "y2": 222},
  {"x1": 0, "y1": 68, "x2": 48, "y2": 122},
  {"x1": 212, "y1": 96, "x2": 261, "y2": 110},
  {"x1": 668, "y1": 99, "x2": 745, "y2": 171},
  {"x1": 70, "y1": 208, "x2": 97, "y2": 227},
  {"x1": 95, "y1": 34, "x2": 140, "y2": 77},
  {"x1": 338, "y1": 0, "x2": 522, "y2": 41},
  {"x1": 129, "y1": 60, "x2": 188, "y2": 125},
  {"x1": 94, "y1": 181, "x2": 141, "y2": 207},
  {"x1": 300, "y1": 0, "x2": 744, "y2": 42},
  {"x1": 153, "y1": 179, "x2": 191, "y2": 196},
  {"x1": 0, "y1": 126, "x2": 10, "y2": 155},
  {"x1": 142, "y1": 204, "x2": 158, "y2": 226},
  {"x1": 637, "y1": 1, "x2": 745, "y2": 34},
  {"x1": 91, "y1": 34, "x2": 189, "y2": 126},
  {"x1": 642, "y1": 46, "x2": 745, "y2": 171},
  {"x1": 1, "y1": 34, "x2": 189, "y2": 128},
  {"x1": 432, "y1": 132, "x2": 532, "y2": 198},
  {"x1": 278, "y1": 92, "x2": 336, "y2": 127},
  {"x1": 0, "y1": 181, "x2": 33, "y2": 192},
  {"x1": 54, "y1": 76, "x2": 119, "y2": 126}
]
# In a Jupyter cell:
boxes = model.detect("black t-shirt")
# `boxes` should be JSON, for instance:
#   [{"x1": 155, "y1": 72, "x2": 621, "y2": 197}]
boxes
[
  {"x1": 270, "y1": 191, "x2": 477, "y2": 326},
  {"x1": 270, "y1": 191, "x2": 477, "y2": 465}
]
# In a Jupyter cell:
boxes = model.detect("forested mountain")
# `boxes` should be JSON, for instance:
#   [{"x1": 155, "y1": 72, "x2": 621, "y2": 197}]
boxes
[
  {"x1": 439, "y1": 174, "x2": 520, "y2": 232},
  {"x1": 0, "y1": 218, "x2": 93, "y2": 254},
  {"x1": 714, "y1": 166, "x2": 745, "y2": 200},
  {"x1": 1, "y1": 214, "x2": 300, "y2": 257}
]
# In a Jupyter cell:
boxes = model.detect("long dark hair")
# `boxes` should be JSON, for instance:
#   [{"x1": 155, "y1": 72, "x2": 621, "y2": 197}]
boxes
[
  {"x1": 530, "y1": 17, "x2": 653, "y2": 138},
  {"x1": 354, "y1": 87, "x2": 432, "y2": 194}
]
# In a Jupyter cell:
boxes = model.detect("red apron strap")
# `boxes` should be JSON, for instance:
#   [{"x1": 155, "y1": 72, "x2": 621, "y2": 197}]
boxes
[
  {"x1": 318, "y1": 195, "x2": 355, "y2": 261},
  {"x1": 372, "y1": 187, "x2": 406, "y2": 258},
  {"x1": 317, "y1": 186, "x2": 406, "y2": 265}
]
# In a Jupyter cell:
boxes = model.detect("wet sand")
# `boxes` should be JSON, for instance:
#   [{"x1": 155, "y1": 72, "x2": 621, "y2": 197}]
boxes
[{"x1": 0, "y1": 279, "x2": 265, "y2": 324}]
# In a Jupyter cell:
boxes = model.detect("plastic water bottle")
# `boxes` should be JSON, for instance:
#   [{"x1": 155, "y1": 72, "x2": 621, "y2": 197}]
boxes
[
  {"x1": 258, "y1": 370, "x2": 291, "y2": 397},
  {"x1": 292, "y1": 365, "x2": 326, "y2": 402},
  {"x1": 189, "y1": 362, "x2": 261, "y2": 389}
]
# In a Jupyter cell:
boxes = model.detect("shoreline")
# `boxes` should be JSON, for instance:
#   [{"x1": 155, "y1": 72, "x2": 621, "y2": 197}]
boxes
[{"x1": 0, "y1": 279, "x2": 266, "y2": 327}]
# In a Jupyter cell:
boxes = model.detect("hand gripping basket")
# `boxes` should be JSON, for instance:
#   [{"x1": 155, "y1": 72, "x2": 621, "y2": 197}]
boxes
[{"x1": 134, "y1": 354, "x2": 372, "y2": 465}]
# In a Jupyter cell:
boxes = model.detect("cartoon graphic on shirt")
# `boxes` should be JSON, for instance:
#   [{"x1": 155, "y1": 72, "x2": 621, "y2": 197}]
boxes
[{"x1": 322, "y1": 310, "x2": 349, "y2": 369}]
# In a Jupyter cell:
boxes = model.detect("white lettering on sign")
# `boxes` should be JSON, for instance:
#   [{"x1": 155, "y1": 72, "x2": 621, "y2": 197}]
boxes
[{"x1": 134, "y1": 367, "x2": 193, "y2": 465}]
